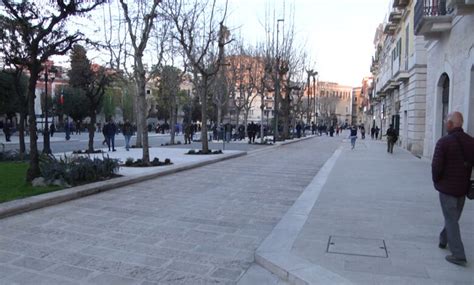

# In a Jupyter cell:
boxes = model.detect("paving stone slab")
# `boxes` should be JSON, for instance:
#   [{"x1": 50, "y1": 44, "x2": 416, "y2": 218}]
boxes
[{"x1": 0, "y1": 137, "x2": 339, "y2": 284}]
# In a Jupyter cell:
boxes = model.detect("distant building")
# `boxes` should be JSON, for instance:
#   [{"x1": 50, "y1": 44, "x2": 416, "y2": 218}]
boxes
[
  {"x1": 352, "y1": 87, "x2": 362, "y2": 125},
  {"x1": 317, "y1": 81, "x2": 352, "y2": 126}
]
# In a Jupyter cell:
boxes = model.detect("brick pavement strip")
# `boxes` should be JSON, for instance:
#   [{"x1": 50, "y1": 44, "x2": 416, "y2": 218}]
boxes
[{"x1": 0, "y1": 137, "x2": 340, "y2": 284}]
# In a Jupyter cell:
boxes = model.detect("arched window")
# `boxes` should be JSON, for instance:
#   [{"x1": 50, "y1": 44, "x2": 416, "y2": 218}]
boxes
[{"x1": 440, "y1": 73, "x2": 450, "y2": 137}]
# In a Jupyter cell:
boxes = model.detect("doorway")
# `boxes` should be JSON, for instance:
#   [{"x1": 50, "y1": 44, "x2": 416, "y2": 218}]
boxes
[{"x1": 440, "y1": 74, "x2": 450, "y2": 137}]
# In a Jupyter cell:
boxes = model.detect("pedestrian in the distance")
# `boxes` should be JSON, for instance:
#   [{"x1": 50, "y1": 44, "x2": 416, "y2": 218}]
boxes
[
  {"x1": 349, "y1": 125, "x2": 357, "y2": 150},
  {"x1": 386, "y1": 124, "x2": 397, "y2": 153},
  {"x1": 50, "y1": 123, "x2": 55, "y2": 137},
  {"x1": 296, "y1": 122, "x2": 302, "y2": 138},
  {"x1": 122, "y1": 119, "x2": 133, "y2": 151},
  {"x1": 65, "y1": 120, "x2": 71, "y2": 140},
  {"x1": 104, "y1": 119, "x2": 117, "y2": 151},
  {"x1": 184, "y1": 123, "x2": 193, "y2": 144},
  {"x1": 431, "y1": 111, "x2": 473, "y2": 266},
  {"x1": 3, "y1": 119, "x2": 12, "y2": 142},
  {"x1": 247, "y1": 122, "x2": 255, "y2": 143}
]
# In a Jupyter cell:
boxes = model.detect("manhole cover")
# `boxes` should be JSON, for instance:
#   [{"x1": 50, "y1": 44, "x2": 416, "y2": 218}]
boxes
[{"x1": 327, "y1": 235, "x2": 388, "y2": 258}]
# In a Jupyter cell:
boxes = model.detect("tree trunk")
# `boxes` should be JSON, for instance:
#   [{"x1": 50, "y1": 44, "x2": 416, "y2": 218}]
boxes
[
  {"x1": 88, "y1": 112, "x2": 96, "y2": 152},
  {"x1": 26, "y1": 71, "x2": 40, "y2": 182},
  {"x1": 260, "y1": 94, "x2": 265, "y2": 143},
  {"x1": 134, "y1": 87, "x2": 142, "y2": 148},
  {"x1": 217, "y1": 105, "x2": 222, "y2": 125},
  {"x1": 284, "y1": 92, "x2": 292, "y2": 139},
  {"x1": 243, "y1": 110, "x2": 249, "y2": 136},
  {"x1": 169, "y1": 97, "x2": 176, "y2": 145},
  {"x1": 235, "y1": 109, "x2": 240, "y2": 127},
  {"x1": 200, "y1": 79, "x2": 209, "y2": 153},
  {"x1": 137, "y1": 79, "x2": 149, "y2": 163},
  {"x1": 19, "y1": 112, "x2": 26, "y2": 160}
]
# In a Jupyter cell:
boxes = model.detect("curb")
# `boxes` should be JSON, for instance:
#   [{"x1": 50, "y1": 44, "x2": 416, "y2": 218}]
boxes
[
  {"x1": 247, "y1": 135, "x2": 316, "y2": 156},
  {"x1": 0, "y1": 151, "x2": 246, "y2": 220},
  {"x1": 254, "y1": 146, "x2": 352, "y2": 285}
]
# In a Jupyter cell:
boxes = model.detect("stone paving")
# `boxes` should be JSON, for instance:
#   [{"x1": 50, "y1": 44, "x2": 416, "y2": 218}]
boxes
[{"x1": 0, "y1": 136, "x2": 341, "y2": 284}]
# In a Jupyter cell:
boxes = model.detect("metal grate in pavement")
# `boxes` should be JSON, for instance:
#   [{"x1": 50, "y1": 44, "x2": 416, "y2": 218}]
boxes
[{"x1": 326, "y1": 235, "x2": 388, "y2": 258}]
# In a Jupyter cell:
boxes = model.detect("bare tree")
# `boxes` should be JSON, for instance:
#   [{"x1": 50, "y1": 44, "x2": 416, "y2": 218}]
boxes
[
  {"x1": 227, "y1": 48, "x2": 246, "y2": 127},
  {"x1": 0, "y1": 0, "x2": 106, "y2": 181},
  {"x1": 256, "y1": 49, "x2": 274, "y2": 143},
  {"x1": 211, "y1": 66, "x2": 229, "y2": 125},
  {"x1": 164, "y1": 0, "x2": 232, "y2": 153},
  {"x1": 118, "y1": 0, "x2": 166, "y2": 164}
]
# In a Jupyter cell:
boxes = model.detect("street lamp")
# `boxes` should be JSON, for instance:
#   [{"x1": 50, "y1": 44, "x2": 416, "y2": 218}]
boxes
[
  {"x1": 42, "y1": 64, "x2": 56, "y2": 154},
  {"x1": 312, "y1": 72, "x2": 318, "y2": 123},
  {"x1": 273, "y1": 18, "x2": 284, "y2": 143},
  {"x1": 305, "y1": 69, "x2": 317, "y2": 125}
]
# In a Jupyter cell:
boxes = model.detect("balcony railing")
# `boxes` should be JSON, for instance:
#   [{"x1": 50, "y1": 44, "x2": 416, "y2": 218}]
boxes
[{"x1": 415, "y1": 0, "x2": 453, "y2": 35}]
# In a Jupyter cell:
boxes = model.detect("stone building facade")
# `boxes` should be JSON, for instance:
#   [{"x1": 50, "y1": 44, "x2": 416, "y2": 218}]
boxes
[
  {"x1": 415, "y1": 0, "x2": 474, "y2": 158},
  {"x1": 369, "y1": 0, "x2": 428, "y2": 156}
]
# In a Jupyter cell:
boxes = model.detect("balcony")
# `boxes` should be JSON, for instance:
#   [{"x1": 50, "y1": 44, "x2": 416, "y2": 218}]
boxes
[
  {"x1": 393, "y1": 0, "x2": 410, "y2": 8},
  {"x1": 414, "y1": 0, "x2": 453, "y2": 37},
  {"x1": 389, "y1": 9, "x2": 403, "y2": 23},
  {"x1": 392, "y1": 57, "x2": 410, "y2": 82},
  {"x1": 384, "y1": 22, "x2": 397, "y2": 35}
]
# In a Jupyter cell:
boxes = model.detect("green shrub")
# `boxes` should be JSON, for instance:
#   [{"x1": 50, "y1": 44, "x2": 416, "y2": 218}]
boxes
[
  {"x1": 40, "y1": 155, "x2": 120, "y2": 186},
  {"x1": 123, "y1": 157, "x2": 172, "y2": 167},
  {"x1": 125, "y1": 157, "x2": 134, "y2": 166},
  {"x1": 187, "y1": 149, "x2": 222, "y2": 155}
]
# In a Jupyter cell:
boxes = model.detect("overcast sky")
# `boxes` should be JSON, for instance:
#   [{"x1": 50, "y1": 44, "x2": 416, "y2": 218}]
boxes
[
  {"x1": 53, "y1": 0, "x2": 390, "y2": 88},
  {"x1": 227, "y1": 0, "x2": 390, "y2": 87}
]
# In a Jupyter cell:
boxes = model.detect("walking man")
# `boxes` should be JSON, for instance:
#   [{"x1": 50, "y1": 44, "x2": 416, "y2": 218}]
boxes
[
  {"x1": 386, "y1": 124, "x2": 397, "y2": 153},
  {"x1": 3, "y1": 119, "x2": 12, "y2": 142},
  {"x1": 349, "y1": 125, "x2": 357, "y2": 150},
  {"x1": 104, "y1": 119, "x2": 117, "y2": 151},
  {"x1": 122, "y1": 119, "x2": 133, "y2": 151},
  {"x1": 432, "y1": 111, "x2": 473, "y2": 266}
]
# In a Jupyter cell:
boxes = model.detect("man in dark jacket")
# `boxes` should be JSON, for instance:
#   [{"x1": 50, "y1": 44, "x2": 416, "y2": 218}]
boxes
[
  {"x1": 122, "y1": 120, "x2": 133, "y2": 151},
  {"x1": 386, "y1": 124, "x2": 397, "y2": 153},
  {"x1": 432, "y1": 111, "x2": 473, "y2": 266},
  {"x1": 104, "y1": 119, "x2": 117, "y2": 151}
]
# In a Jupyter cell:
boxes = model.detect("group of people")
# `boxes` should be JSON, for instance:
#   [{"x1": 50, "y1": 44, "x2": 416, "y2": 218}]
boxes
[
  {"x1": 347, "y1": 124, "x2": 394, "y2": 152},
  {"x1": 311, "y1": 123, "x2": 343, "y2": 137},
  {"x1": 210, "y1": 122, "x2": 262, "y2": 144},
  {"x1": 100, "y1": 119, "x2": 134, "y2": 151}
]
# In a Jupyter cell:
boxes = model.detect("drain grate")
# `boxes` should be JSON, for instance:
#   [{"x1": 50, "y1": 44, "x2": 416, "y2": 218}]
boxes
[{"x1": 326, "y1": 235, "x2": 388, "y2": 258}]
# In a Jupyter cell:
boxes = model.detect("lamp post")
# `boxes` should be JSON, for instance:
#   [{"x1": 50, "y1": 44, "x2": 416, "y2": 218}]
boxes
[
  {"x1": 42, "y1": 65, "x2": 55, "y2": 154},
  {"x1": 273, "y1": 18, "x2": 284, "y2": 143},
  {"x1": 305, "y1": 69, "x2": 317, "y2": 125},
  {"x1": 313, "y1": 72, "x2": 318, "y2": 123}
]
